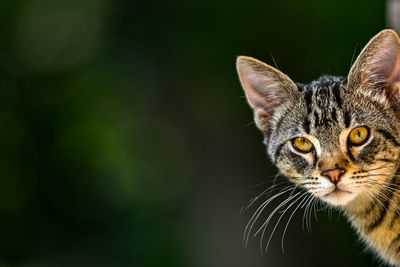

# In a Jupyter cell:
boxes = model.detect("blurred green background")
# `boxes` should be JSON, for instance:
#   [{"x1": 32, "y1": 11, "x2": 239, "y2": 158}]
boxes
[{"x1": 0, "y1": 0, "x2": 389, "y2": 266}]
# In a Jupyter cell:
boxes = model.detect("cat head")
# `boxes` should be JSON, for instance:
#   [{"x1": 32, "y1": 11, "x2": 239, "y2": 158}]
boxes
[{"x1": 237, "y1": 29, "x2": 400, "y2": 207}]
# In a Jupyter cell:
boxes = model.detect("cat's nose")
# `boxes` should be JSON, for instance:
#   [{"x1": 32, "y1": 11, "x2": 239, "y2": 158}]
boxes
[{"x1": 321, "y1": 167, "x2": 346, "y2": 185}]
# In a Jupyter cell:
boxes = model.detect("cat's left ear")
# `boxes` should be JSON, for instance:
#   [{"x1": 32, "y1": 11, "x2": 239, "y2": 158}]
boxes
[{"x1": 348, "y1": 29, "x2": 400, "y2": 107}]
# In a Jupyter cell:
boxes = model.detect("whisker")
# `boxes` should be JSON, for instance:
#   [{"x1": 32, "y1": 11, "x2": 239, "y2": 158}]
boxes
[
  {"x1": 271, "y1": 172, "x2": 285, "y2": 190},
  {"x1": 264, "y1": 174, "x2": 290, "y2": 199},
  {"x1": 366, "y1": 185, "x2": 400, "y2": 215},
  {"x1": 328, "y1": 205, "x2": 333, "y2": 220},
  {"x1": 313, "y1": 197, "x2": 320, "y2": 222},
  {"x1": 264, "y1": 191, "x2": 308, "y2": 253},
  {"x1": 309, "y1": 197, "x2": 319, "y2": 230},
  {"x1": 368, "y1": 180, "x2": 400, "y2": 190},
  {"x1": 255, "y1": 191, "x2": 300, "y2": 238},
  {"x1": 257, "y1": 190, "x2": 302, "y2": 254},
  {"x1": 367, "y1": 181, "x2": 400, "y2": 210},
  {"x1": 351, "y1": 174, "x2": 400, "y2": 179},
  {"x1": 358, "y1": 165, "x2": 395, "y2": 173},
  {"x1": 364, "y1": 185, "x2": 388, "y2": 213},
  {"x1": 244, "y1": 186, "x2": 294, "y2": 247},
  {"x1": 243, "y1": 180, "x2": 289, "y2": 211},
  {"x1": 303, "y1": 194, "x2": 315, "y2": 233},
  {"x1": 280, "y1": 192, "x2": 312, "y2": 253},
  {"x1": 236, "y1": 180, "x2": 274, "y2": 192},
  {"x1": 367, "y1": 179, "x2": 400, "y2": 195}
]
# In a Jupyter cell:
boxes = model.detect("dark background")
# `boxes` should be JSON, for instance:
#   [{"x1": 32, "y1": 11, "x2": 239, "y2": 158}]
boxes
[{"x1": 0, "y1": 0, "x2": 388, "y2": 266}]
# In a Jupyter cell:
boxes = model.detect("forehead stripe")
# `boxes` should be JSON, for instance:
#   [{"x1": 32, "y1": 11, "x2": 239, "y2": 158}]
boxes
[
  {"x1": 313, "y1": 110, "x2": 319, "y2": 127},
  {"x1": 303, "y1": 117, "x2": 310, "y2": 134},
  {"x1": 344, "y1": 112, "x2": 351, "y2": 128},
  {"x1": 304, "y1": 89, "x2": 313, "y2": 113},
  {"x1": 331, "y1": 107, "x2": 337, "y2": 123},
  {"x1": 332, "y1": 82, "x2": 342, "y2": 109}
]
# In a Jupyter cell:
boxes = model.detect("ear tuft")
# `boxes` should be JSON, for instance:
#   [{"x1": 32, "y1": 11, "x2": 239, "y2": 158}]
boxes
[{"x1": 236, "y1": 56, "x2": 298, "y2": 131}]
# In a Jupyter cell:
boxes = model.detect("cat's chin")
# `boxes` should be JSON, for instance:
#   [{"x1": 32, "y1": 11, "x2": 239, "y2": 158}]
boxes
[{"x1": 320, "y1": 189, "x2": 356, "y2": 206}]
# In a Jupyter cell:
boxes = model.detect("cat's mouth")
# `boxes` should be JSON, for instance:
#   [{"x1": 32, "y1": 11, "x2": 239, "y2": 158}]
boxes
[
  {"x1": 321, "y1": 187, "x2": 354, "y2": 206},
  {"x1": 324, "y1": 187, "x2": 352, "y2": 197}
]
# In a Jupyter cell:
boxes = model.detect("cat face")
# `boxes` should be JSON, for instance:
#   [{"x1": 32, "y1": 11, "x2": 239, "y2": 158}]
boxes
[
  {"x1": 237, "y1": 29, "x2": 400, "y2": 207},
  {"x1": 268, "y1": 76, "x2": 400, "y2": 206}
]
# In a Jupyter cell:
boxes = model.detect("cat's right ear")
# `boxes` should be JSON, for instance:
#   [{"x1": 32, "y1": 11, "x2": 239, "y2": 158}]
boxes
[
  {"x1": 236, "y1": 56, "x2": 298, "y2": 131},
  {"x1": 348, "y1": 29, "x2": 400, "y2": 107}
]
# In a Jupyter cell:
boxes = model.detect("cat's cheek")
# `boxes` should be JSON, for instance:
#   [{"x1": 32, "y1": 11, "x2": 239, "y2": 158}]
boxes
[
  {"x1": 353, "y1": 137, "x2": 380, "y2": 164},
  {"x1": 286, "y1": 152, "x2": 314, "y2": 175},
  {"x1": 287, "y1": 145, "x2": 315, "y2": 167},
  {"x1": 275, "y1": 162, "x2": 308, "y2": 185},
  {"x1": 275, "y1": 162, "x2": 299, "y2": 178}
]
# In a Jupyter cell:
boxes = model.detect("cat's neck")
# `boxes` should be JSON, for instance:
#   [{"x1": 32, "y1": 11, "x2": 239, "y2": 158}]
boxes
[
  {"x1": 345, "y1": 164, "x2": 400, "y2": 216},
  {"x1": 342, "y1": 165, "x2": 400, "y2": 265}
]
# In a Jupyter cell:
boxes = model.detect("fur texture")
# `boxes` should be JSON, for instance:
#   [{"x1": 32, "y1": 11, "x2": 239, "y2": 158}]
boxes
[{"x1": 237, "y1": 29, "x2": 400, "y2": 265}]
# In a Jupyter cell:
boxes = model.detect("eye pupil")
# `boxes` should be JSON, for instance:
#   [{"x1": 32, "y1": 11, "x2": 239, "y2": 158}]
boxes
[
  {"x1": 293, "y1": 137, "x2": 313, "y2": 153},
  {"x1": 348, "y1": 126, "x2": 369, "y2": 146}
]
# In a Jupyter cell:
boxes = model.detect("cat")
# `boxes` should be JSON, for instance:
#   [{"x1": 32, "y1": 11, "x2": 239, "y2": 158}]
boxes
[{"x1": 236, "y1": 29, "x2": 400, "y2": 266}]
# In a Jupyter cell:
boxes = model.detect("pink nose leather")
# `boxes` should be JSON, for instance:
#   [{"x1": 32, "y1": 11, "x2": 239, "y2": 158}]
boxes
[{"x1": 321, "y1": 168, "x2": 346, "y2": 185}]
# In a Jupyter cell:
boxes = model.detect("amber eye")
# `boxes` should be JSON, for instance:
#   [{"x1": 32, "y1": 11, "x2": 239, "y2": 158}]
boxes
[
  {"x1": 348, "y1": 126, "x2": 369, "y2": 146},
  {"x1": 292, "y1": 137, "x2": 313, "y2": 153}
]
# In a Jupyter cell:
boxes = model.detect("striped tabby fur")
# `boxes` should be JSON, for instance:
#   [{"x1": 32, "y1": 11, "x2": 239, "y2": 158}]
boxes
[{"x1": 237, "y1": 29, "x2": 400, "y2": 266}]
